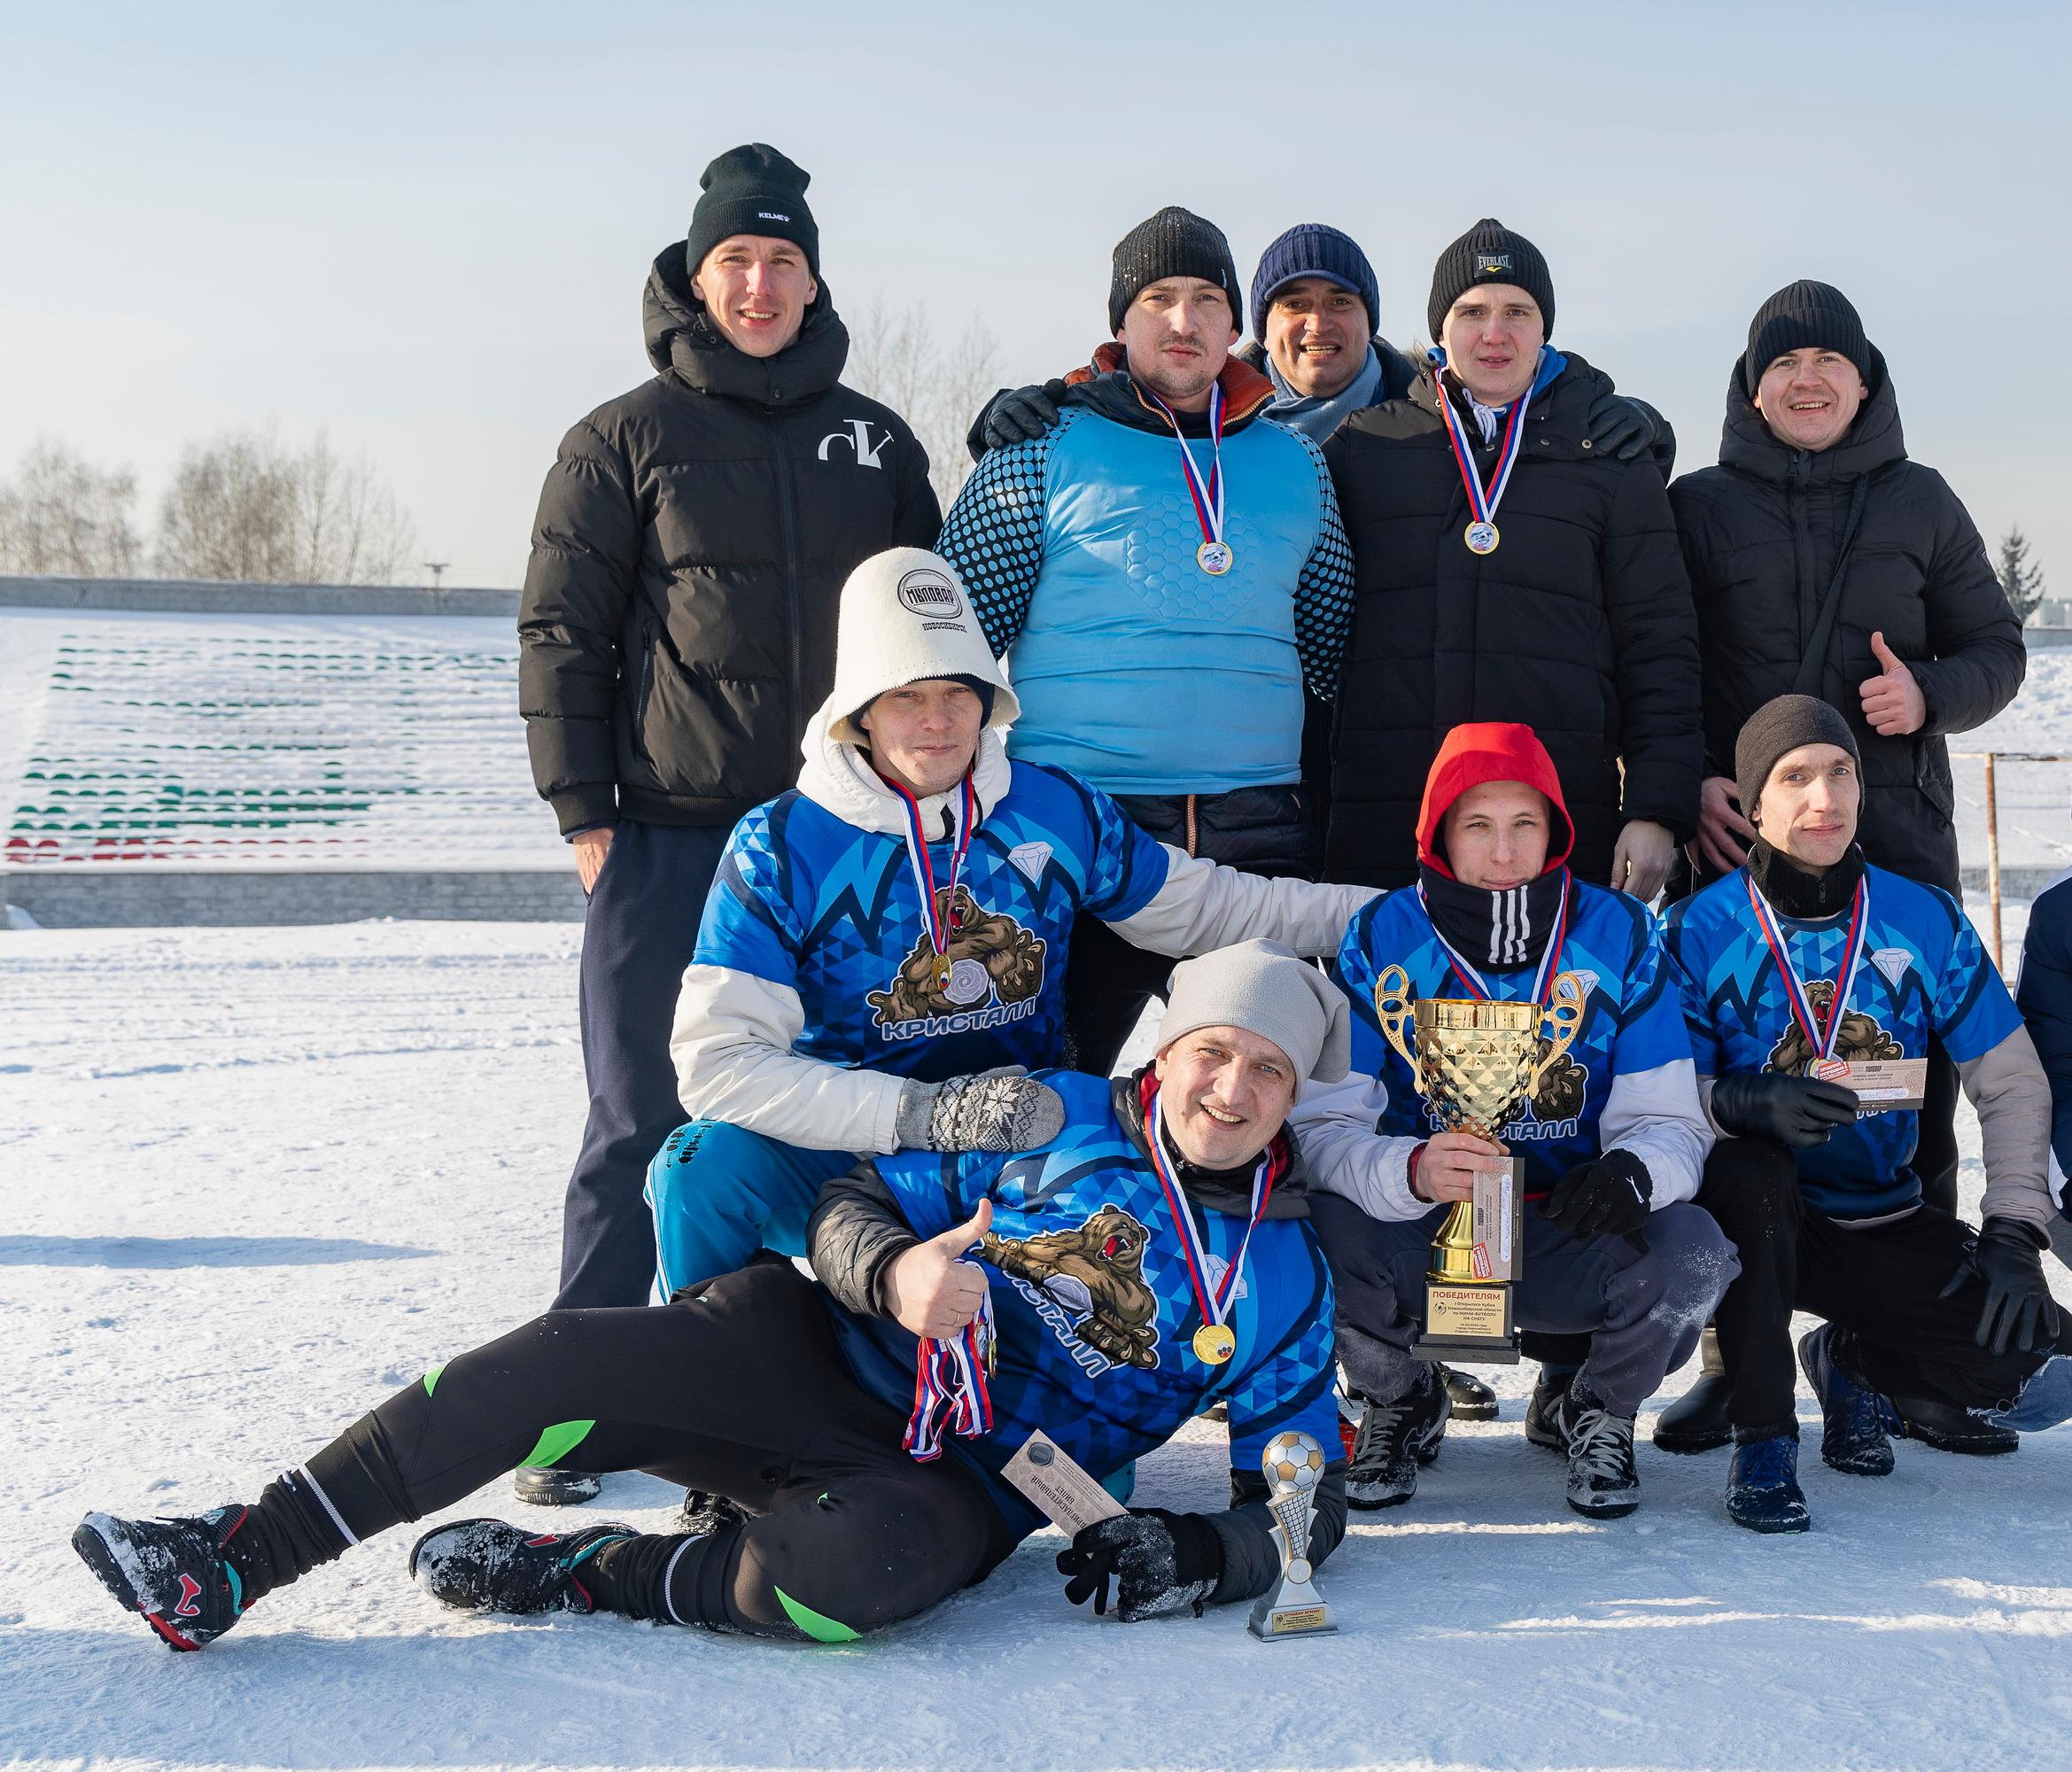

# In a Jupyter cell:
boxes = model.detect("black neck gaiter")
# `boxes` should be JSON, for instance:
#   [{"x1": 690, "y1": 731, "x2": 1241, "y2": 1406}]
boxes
[
  {"x1": 1417, "y1": 861, "x2": 1570, "y2": 973},
  {"x1": 1748, "y1": 839, "x2": 1865, "y2": 921}
]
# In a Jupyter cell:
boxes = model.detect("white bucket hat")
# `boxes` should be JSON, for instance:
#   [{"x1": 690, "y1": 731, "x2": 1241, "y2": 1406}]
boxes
[{"x1": 822, "y1": 548, "x2": 1019, "y2": 747}]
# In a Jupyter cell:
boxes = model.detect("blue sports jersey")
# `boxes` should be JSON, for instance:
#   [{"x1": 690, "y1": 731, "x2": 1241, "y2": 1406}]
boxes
[
  {"x1": 1666, "y1": 862, "x2": 2021, "y2": 1218},
  {"x1": 829, "y1": 1070, "x2": 1340, "y2": 1540},
  {"x1": 1332, "y1": 878, "x2": 1689, "y2": 1194},
  {"x1": 698, "y1": 761, "x2": 1168, "y2": 1084}
]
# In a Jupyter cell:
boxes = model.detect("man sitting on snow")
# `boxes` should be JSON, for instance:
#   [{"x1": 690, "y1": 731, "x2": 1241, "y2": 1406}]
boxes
[{"x1": 74, "y1": 942, "x2": 1349, "y2": 1648}]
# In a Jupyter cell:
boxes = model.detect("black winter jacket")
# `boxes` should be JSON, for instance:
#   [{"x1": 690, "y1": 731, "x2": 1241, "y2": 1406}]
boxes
[
  {"x1": 1668, "y1": 356, "x2": 2023, "y2": 892},
  {"x1": 518, "y1": 245, "x2": 942, "y2": 835},
  {"x1": 1320, "y1": 354, "x2": 1703, "y2": 888}
]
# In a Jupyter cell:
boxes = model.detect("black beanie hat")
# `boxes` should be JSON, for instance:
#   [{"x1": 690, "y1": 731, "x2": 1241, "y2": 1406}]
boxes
[
  {"x1": 1427, "y1": 219, "x2": 1556, "y2": 342},
  {"x1": 1734, "y1": 694, "x2": 1861, "y2": 827},
  {"x1": 686, "y1": 144, "x2": 819, "y2": 279},
  {"x1": 1742, "y1": 280, "x2": 1871, "y2": 398},
  {"x1": 1109, "y1": 207, "x2": 1240, "y2": 335}
]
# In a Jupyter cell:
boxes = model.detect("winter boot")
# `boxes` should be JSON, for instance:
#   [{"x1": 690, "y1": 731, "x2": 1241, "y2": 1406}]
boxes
[
  {"x1": 1559, "y1": 1374, "x2": 1641, "y2": 1519},
  {"x1": 1653, "y1": 1325, "x2": 1733, "y2": 1453},
  {"x1": 1439, "y1": 1364, "x2": 1499, "y2": 1421},
  {"x1": 679, "y1": 1490, "x2": 750, "y2": 1535},
  {"x1": 73, "y1": 1508, "x2": 253, "y2": 1652},
  {"x1": 409, "y1": 1518, "x2": 636, "y2": 1615},
  {"x1": 1797, "y1": 1325, "x2": 1895, "y2": 1476},
  {"x1": 1343, "y1": 1371, "x2": 1450, "y2": 1509},
  {"x1": 1890, "y1": 1393, "x2": 2018, "y2": 1456},
  {"x1": 512, "y1": 1465, "x2": 602, "y2": 1507},
  {"x1": 1524, "y1": 1364, "x2": 1583, "y2": 1451},
  {"x1": 1723, "y1": 1435, "x2": 1811, "y2": 1534}
]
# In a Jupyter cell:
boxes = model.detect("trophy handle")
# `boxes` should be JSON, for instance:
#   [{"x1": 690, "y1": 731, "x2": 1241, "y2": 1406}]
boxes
[
  {"x1": 1373, "y1": 965, "x2": 1416, "y2": 1069},
  {"x1": 1527, "y1": 970, "x2": 1591, "y2": 1091}
]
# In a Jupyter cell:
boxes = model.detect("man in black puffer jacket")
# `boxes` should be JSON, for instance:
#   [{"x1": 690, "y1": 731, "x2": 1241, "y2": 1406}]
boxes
[
  {"x1": 518, "y1": 144, "x2": 941, "y2": 1356},
  {"x1": 1323, "y1": 220, "x2": 1703, "y2": 895}
]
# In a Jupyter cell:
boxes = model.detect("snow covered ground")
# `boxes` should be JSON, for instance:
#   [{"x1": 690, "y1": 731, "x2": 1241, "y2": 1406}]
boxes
[{"x1": 4, "y1": 919, "x2": 2072, "y2": 1772}]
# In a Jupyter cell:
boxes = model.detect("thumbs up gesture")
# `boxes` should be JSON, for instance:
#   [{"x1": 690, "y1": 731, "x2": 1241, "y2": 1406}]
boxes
[
  {"x1": 1859, "y1": 631, "x2": 1926, "y2": 736},
  {"x1": 881, "y1": 1198, "x2": 994, "y2": 1340}
]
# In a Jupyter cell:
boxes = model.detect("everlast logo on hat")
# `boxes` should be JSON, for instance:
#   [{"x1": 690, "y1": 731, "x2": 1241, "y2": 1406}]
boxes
[
  {"x1": 896, "y1": 567, "x2": 967, "y2": 628},
  {"x1": 1475, "y1": 253, "x2": 1514, "y2": 277}
]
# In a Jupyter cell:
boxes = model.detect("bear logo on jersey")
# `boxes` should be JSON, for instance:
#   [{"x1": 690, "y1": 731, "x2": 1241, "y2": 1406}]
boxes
[
  {"x1": 1766, "y1": 978, "x2": 1904, "y2": 1076},
  {"x1": 868, "y1": 884, "x2": 1045, "y2": 1036},
  {"x1": 1529, "y1": 1035, "x2": 1589, "y2": 1123},
  {"x1": 983, "y1": 1205, "x2": 1162, "y2": 1372}
]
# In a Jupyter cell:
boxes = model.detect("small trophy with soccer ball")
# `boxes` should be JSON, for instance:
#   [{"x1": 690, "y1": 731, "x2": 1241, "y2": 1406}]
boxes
[{"x1": 1247, "y1": 1431, "x2": 1337, "y2": 1640}]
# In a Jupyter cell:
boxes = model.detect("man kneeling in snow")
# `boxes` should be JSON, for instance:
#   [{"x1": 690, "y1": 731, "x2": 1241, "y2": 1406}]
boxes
[{"x1": 74, "y1": 942, "x2": 1350, "y2": 1649}]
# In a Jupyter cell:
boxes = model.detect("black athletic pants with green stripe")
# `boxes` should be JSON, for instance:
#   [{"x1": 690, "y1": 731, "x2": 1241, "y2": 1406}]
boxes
[{"x1": 304, "y1": 1257, "x2": 1017, "y2": 1638}]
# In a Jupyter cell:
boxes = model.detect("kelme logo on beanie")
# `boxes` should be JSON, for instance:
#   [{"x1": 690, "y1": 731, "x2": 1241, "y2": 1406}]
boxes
[
  {"x1": 896, "y1": 568, "x2": 966, "y2": 623},
  {"x1": 1474, "y1": 253, "x2": 1513, "y2": 277}
]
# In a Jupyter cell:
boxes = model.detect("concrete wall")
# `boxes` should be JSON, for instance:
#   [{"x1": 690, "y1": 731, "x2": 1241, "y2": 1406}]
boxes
[
  {"x1": 0, "y1": 573, "x2": 518, "y2": 618},
  {"x1": 4, "y1": 867, "x2": 586, "y2": 928}
]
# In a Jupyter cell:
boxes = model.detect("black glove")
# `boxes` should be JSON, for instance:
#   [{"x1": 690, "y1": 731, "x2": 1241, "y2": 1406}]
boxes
[
  {"x1": 1540, "y1": 1148, "x2": 1654, "y2": 1240},
  {"x1": 1055, "y1": 1508, "x2": 1222, "y2": 1622},
  {"x1": 1583, "y1": 389, "x2": 1657, "y2": 462},
  {"x1": 1941, "y1": 1217, "x2": 2062, "y2": 1356},
  {"x1": 1711, "y1": 1071, "x2": 1859, "y2": 1147},
  {"x1": 972, "y1": 381, "x2": 1065, "y2": 455}
]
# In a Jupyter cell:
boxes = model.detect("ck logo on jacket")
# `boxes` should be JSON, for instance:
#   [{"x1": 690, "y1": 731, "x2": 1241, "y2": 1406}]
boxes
[{"x1": 818, "y1": 418, "x2": 891, "y2": 468}]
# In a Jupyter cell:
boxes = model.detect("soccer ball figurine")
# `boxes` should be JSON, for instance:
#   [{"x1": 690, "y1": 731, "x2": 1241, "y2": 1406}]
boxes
[{"x1": 1261, "y1": 1431, "x2": 1325, "y2": 1493}]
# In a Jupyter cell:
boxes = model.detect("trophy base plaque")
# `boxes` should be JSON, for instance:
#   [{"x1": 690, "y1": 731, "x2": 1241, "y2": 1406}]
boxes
[
  {"x1": 1410, "y1": 1156, "x2": 1524, "y2": 1365},
  {"x1": 1247, "y1": 1574, "x2": 1338, "y2": 1640}
]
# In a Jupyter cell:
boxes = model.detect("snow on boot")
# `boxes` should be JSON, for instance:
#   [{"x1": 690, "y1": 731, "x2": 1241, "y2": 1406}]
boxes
[
  {"x1": 512, "y1": 1466, "x2": 602, "y2": 1507},
  {"x1": 1988, "y1": 1355, "x2": 2072, "y2": 1434},
  {"x1": 409, "y1": 1518, "x2": 635, "y2": 1615},
  {"x1": 1653, "y1": 1325, "x2": 1733, "y2": 1454},
  {"x1": 1524, "y1": 1364, "x2": 1582, "y2": 1451},
  {"x1": 1560, "y1": 1375, "x2": 1641, "y2": 1519},
  {"x1": 1890, "y1": 1393, "x2": 2018, "y2": 1456},
  {"x1": 678, "y1": 1489, "x2": 750, "y2": 1535},
  {"x1": 1797, "y1": 1325, "x2": 1895, "y2": 1476},
  {"x1": 1439, "y1": 1364, "x2": 1499, "y2": 1421},
  {"x1": 73, "y1": 1508, "x2": 252, "y2": 1652},
  {"x1": 1344, "y1": 1371, "x2": 1450, "y2": 1510},
  {"x1": 1724, "y1": 1435, "x2": 1811, "y2": 1534}
]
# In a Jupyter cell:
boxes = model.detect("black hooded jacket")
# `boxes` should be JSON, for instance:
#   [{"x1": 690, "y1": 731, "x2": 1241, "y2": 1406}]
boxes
[
  {"x1": 517, "y1": 245, "x2": 942, "y2": 835},
  {"x1": 1667, "y1": 354, "x2": 2023, "y2": 891},
  {"x1": 1320, "y1": 354, "x2": 1703, "y2": 888}
]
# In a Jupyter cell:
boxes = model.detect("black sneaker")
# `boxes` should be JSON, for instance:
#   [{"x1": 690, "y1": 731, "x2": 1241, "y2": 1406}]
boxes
[
  {"x1": 1653, "y1": 1326, "x2": 1733, "y2": 1453},
  {"x1": 1889, "y1": 1394, "x2": 2019, "y2": 1456},
  {"x1": 1524, "y1": 1364, "x2": 1582, "y2": 1451},
  {"x1": 73, "y1": 1507, "x2": 252, "y2": 1652},
  {"x1": 511, "y1": 1466, "x2": 602, "y2": 1507},
  {"x1": 679, "y1": 1490, "x2": 750, "y2": 1535},
  {"x1": 408, "y1": 1518, "x2": 636, "y2": 1615},
  {"x1": 1438, "y1": 1364, "x2": 1499, "y2": 1421},
  {"x1": 1723, "y1": 1434, "x2": 1811, "y2": 1535},
  {"x1": 1560, "y1": 1376, "x2": 1641, "y2": 1519},
  {"x1": 1797, "y1": 1325, "x2": 1895, "y2": 1476},
  {"x1": 1344, "y1": 1372, "x2": 1450, "y2": 1509}
]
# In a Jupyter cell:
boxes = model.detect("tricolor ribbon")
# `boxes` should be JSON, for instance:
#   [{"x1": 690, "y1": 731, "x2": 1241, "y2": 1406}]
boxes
[
  {"x1": 1433, "y1": 353, "x2": 1533, "y2": 538},
  {"x1": 1143, "y1": 1082, "x2": 1277, "y2": 1362},
  {"x1": 885, "y1": 769, "x2": 977, "y2": 992},
  {"x1": 1416, "y1": 869, "x2": 1574, "y2": 1007},
  {"x1": 1746, "y1": 872, "x2": 1871, "y2": 1067},
  {"x1": 904, "y1": 1277, "x2": 996, "y2": 1463},
  {"x1": 1145, "y1": 381, "x2": 1228, "y2": 559}
]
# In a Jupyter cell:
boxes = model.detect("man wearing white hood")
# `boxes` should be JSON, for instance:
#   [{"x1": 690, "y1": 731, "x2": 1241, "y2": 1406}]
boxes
[{"x1": 649, "y1": 547, "x2": 1378, "y2": 1303}]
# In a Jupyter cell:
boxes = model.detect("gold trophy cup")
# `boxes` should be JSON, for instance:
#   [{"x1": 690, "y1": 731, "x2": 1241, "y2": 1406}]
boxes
[{"x1": 1374, "y1": 965, "x2": 1587, "y2": 1363}]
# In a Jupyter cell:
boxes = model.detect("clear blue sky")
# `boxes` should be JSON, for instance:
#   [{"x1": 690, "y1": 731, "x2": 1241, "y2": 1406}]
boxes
[{"x1": 3, "y1": 1, "x2": 2065, "y2": 591}]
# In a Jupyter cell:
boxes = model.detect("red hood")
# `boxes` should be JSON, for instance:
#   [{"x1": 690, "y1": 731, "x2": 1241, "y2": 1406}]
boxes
[{"x1": 1416, "y1": 723, "x2": 1575, "y2": 880}]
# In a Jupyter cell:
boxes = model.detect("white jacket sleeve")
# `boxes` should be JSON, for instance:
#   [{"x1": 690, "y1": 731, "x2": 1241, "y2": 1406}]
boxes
[
  {"x1": 1597, "y1": 1057, "x2": 1712, "y2": 1209},
  {"x1": 1105, "y1": 845, "x2": 1380, "y2": 959},
  {"x1": 1286, "y1": 1068, "x2": 1429, "y2": 1223},
  {"x1": 670, "y1": 963, "x2": 906, "y2": 1155}
]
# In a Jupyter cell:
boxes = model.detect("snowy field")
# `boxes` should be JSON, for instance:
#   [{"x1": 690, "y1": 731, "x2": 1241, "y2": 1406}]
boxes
[{"x1": 4, "y1": 917, "x2": 2072, "y2": 1772}]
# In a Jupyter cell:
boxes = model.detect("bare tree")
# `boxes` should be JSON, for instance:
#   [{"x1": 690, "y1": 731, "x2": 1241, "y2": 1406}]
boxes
[
  {"x1": 154, "y1": 427, "x2": 417, "y2": 584},
  {"x1": 0, "y1": 439, "x2": 143, "y2": 576},
  {"x1": 846, "y1": 300, "x2": 1002, "y2": 507}
]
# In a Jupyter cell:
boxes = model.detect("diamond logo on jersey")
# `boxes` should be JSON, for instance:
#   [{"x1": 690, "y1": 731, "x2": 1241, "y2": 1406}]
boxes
[
  {"x1": 865, "y1": 884, "x2": 1048, "y2": 1039},
  {"x1": 1872, "y1": 947, "x2": 1913, "y2": 988},
  {"x1": 1766, "y1": 978, "x2": 1904, "y2": 1076},
  {"x1": 1007, "y1": 841, "x2": 1053, "y2": 883},
  {"x1": 1202, "y1": 1251, "x2": 1251, "y2": 1303},
  {"x1": 982, "y1": 1205, "x2": 1162, "y2": 1372}
]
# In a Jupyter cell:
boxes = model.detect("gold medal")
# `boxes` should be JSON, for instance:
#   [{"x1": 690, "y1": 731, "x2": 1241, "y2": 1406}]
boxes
[
  {"x1": 1192, "y1": 1322, "x2": 1236, "y2": 1365},
  {"x1": 933, "y1": 954, "x2": 955, "y2": 993},
  {"x1": 1464, "y1": 520, "x2": 1500, "y2": 555}
]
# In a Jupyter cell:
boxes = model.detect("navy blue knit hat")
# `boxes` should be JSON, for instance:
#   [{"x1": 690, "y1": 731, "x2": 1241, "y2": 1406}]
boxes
[{"x1": 1248, "y1": 223, "x2": 1381, "y2": 343}]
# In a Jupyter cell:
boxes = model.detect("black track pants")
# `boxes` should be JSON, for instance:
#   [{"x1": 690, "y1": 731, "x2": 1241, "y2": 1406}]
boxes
[
  {"x1": 304, "y1": 1260, "x2": 1015, "y2": 1638},
  {"x1": 1697, "y1": 1139, "x2": 2069, "y2": 1437}
]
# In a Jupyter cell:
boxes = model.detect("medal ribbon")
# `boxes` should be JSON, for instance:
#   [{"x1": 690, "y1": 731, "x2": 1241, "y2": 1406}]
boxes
[
  {"x1": 1415, "y1": 868, "x2": 1573, "y2": 1006},
  {"x1": 1145, "y1": 381, "x2": 1228, "y2": 557},
  {"x1": 1145, "y1": 1087, "x2": 1276, "y2": 1355},
  {"x1": 1434, "y1": 354, "x2": 1533, "y2": 533},
  {"x1": 903, "y1": 1278, "x2": 996, "y2": 1463},
  {"x1": 1746, "y1": 873, "x2": 1871, "y2": 1065},
  {"x1": 885, "y1": 769, "x2": 977, "y2": 987}
]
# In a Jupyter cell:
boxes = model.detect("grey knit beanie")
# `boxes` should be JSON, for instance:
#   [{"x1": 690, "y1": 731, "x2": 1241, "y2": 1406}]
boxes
[
  {"x1": 1156, "y1": 939, "x2": 1350, "y2": 1084},
  {"x1": 1734, "y1": 695, "x2": 1861, "y2": 828}
]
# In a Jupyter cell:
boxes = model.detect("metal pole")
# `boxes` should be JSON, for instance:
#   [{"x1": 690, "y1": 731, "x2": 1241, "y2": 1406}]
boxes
[{"x1": 1983, "y1": 751, "x2": 2003, "y2": 975}]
